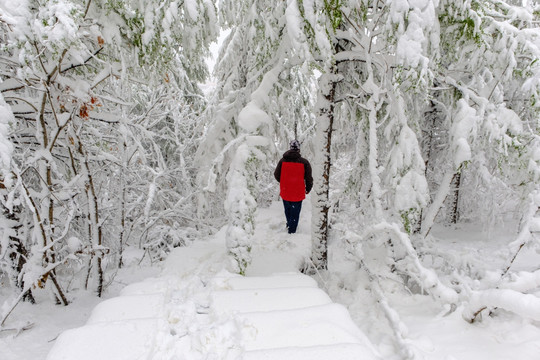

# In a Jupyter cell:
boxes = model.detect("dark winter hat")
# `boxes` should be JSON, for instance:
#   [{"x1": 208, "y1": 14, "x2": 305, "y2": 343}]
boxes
[{"x1": 290, "y1": 139, "x2": 301, "y2": 150}]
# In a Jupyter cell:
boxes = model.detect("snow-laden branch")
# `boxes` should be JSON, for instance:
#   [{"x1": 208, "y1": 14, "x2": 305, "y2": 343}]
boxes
[
  {"x1": 464, "y1": 289, "x2": 540, "y2": 322},
  {"x1": 204, "y1": 135, "x2": 248, "y2": 192},
  {"x1": 361, "y1": 260, "x2": 415, "y2": 360},
  {"x1": 1, "y1": 253, "x2": 76, "y2": 326},
  {"x1": 420, "y1": 170, "x2": 456, "y2": 238},
  {"x1": 361, "y1": 222, "x2": 459, "y2": 305},
  {"x1": 505, "y1": 190, "x2": 540, "y2": 275},
  {"x1": 499, "y1": 269, "x2": 540, "y2": 293},
  {"x1": 464, "y1": 190, "x2": 540, "y2": 322}
]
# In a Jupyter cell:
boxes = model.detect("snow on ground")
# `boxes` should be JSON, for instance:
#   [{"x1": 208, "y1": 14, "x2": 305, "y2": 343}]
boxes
[
  {"x1": 43, "y1": 197, "x2": 380, "y2": 359},
  {"x1": 3, "y1": 199, "x2": 540, "y2": 359},
  {"x1": 326, "y1": 220, "x2": 540, "y2": 360},
  {"x1": 394, "y1": 223, "x2": 540, "y2": 360},
  {"x1": 397, "y1": 295, "x2": 540, "y2": 360},
  {"x1": 246, "y1": 198, "x2": 312, "y2": 276},
  {"x1": 0, "y1": 247, "x2": 162, "y2": 360}
]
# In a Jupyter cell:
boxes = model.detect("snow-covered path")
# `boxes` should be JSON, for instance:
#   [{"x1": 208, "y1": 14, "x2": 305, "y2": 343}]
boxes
[{"x1": 46, "y1": 199, "x2": 380, "y2": 359}]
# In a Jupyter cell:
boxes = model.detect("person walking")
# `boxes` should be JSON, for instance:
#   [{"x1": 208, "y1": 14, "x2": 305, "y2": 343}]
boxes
[{"x1": 274, "y1": 140, "x2": 313, "y2": 234}]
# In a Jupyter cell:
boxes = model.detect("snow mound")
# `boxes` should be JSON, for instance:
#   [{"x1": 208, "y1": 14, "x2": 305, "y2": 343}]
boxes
[
  {"x1": 241, "y1": 304, "x2": 368, "y2": 350},
  {"x1": 46, "y1": 318, "x2": 165, "y2": 360},
  {"x1": 86, "y1": 293, "x2": 166, "y2": 323},
  {"x1": 212, "y1": 286, "x2": 332, "y2": 313},
  {"x1": 212, "y1": 272, "x2": 318, "y2": 290},
  {"x1": 244, "y1": 343, "x2": 375, "y2": 360},
  {"x1": 120, "y1": 277, "x2": 176, "y2": 296}
]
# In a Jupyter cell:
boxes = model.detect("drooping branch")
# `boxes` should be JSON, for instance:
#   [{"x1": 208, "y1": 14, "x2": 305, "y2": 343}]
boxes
[
  {"x1": 360, "y1": 260, "x2": 415, "y2": 360},
  {"x1": 363, "y1": 222, "x2": 459, "y2": 305}
]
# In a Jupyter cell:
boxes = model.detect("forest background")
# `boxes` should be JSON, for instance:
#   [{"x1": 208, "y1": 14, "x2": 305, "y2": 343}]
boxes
[{"x1": 1, "y1": 0, "x2": 540, "y2": 358}]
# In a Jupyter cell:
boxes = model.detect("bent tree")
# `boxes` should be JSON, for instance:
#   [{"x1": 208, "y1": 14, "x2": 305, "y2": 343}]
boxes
[{"x1": 197, "y1": 0, "x2": 316, "y2": 273}]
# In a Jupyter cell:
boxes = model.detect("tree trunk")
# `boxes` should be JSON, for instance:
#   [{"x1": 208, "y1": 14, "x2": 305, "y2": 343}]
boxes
[
  {"x1": 20, "y1": 182, "x2": 69, "y2": 305},
  {"x1": 119, "y1": 138, "x2": 128, "y2": 268},
  {"x1": 311, "y1": 71, "x2": 338, "y2": 271},
  {"x1": 4, "y1": 206, "x2": 36, "y2": 303},
  {"x1": 75, "y1": 134, "x2": 104, "y2": 296},
  {"x1": 448, "y1": 171, "x2": 462, "y2": 224},
  {"x1": 416, "y1": 100, "x2": 439, "y2": 234},
  {"x1": 119, "y1": 185, "x2": 126, "y2": 269},
  {"x1": 421, "y1": 164, "x2": 463, "y2": 238}
]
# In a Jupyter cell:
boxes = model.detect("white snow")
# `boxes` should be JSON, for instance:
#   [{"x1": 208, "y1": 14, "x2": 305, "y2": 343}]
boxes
[
  {"x1": 86, "y1": 294, "x2": 166, "y2": 324},
  {"x1": 451, "y1": 99, "x2": 478, "y2": 168},
  {"x1": 46, "y1": 319, "x2": 166, "y2": 360},
  {"x1": 142, "y1": 7, "x2": 156, "y2": 46},
  {"x1": 212, "y1": 287, "x2": 332, "y2": 313},
  {"x1": 237, "y1": 101, "x2": 271, "y2": 132},
  {"x1": 212, "y1": 273, "x2": 318, "y2": 290},
  {"x1": 397, "y1": 294, "x2": 540, "y2": 360},
  {"x1": 394, "y1": 171, "x2": 429, "y2": 211},
  {"x1": 2, "y1": 1, "x2": 540, "y2": 359},
  {"x1": 396, "y1": 23, "x2": 426, "y2": 68},
  {"x1": 184, "y1": 0, "x2": 200, "y2": 22},
  {"x1": 240, "y1": 304, "x2": 369, "y2": 350},
  {"x1": 465, "y1": 289, "x2": 540, "y2": 322},
  {"x1": 143, "y1": 181, "x2": 157, "y2": 218},
  {"x1": 285, "y1": 0, "x2": 304, "y2": 50},
  {"x1": 4, "y1": 202, "x2": 540, "y2": 360},
  {"x1": 66, "y1": 236, "x2": 81, "y2": 253},
  {"x1": 43, "y1": 202, "x2": 380, "y2": 359}
]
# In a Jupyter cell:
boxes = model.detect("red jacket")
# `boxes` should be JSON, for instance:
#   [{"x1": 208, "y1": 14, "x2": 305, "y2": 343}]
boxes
[{"x1": 274, "y1": 150, "x2": 313, "y2": 202}]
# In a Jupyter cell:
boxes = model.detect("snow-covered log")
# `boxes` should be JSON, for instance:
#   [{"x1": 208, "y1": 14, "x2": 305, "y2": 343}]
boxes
[{"x1": 464, "y1": 289, "x2": 540, "y2": 323}]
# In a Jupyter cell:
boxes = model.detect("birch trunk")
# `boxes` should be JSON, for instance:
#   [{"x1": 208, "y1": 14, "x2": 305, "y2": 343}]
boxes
[
  {"x1": 311, "y1": 71, "x2": 338, "y2": 270},
  {"x1": 448, "y1": 171, "x2": 462, "y2": 224}
]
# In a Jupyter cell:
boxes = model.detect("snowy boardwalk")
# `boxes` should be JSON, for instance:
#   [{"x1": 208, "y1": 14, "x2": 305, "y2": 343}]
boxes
[
  {"x1": 47, "y1": 201, "x2": 380, "y2": 359},
  {"x1": 47, "y1": 271, "x2": 378, "y2": 359},
  {"x1": 212, "y1": 274, "x2": 378, "y2": 359}
]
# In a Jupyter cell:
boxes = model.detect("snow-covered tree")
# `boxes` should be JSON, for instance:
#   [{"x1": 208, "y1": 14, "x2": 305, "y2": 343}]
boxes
[
  {"x1": 1, "y1": 0, "x2": 540, "y2": 347},
  {"x1": 0, "y1": 0, "x2": 217, "y2": 322},
  {"x1": 293, "y1": 0, "x2": 540, "y2": 353}
]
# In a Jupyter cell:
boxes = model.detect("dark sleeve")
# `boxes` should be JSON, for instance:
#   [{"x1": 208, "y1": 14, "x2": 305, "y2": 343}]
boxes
[
  {"x1": 274, "y1": 159, "x2": 283, "y2": 182},
  {"x1": 304, "y1": 159, "x2": 313, "y2": 193}
]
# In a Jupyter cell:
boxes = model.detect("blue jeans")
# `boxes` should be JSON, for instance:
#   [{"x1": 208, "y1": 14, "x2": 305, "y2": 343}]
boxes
[{"x1": 282, "y1": 200, "x2": 303, "y2": 234}]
